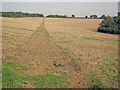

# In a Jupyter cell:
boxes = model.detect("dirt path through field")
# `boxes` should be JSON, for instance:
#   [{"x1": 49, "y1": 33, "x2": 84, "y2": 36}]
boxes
[
  {"x1": 14, "y1": 18, "x2": 55, "y2": 75},
  {"x1": 8, "y1": 18, "x2": 88, "y2": 88}
]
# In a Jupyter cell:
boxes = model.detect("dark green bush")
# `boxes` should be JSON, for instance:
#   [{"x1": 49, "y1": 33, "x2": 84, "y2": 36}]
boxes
[{"x1": 98, "y1": 13, "x2": 120, "y2": 34}]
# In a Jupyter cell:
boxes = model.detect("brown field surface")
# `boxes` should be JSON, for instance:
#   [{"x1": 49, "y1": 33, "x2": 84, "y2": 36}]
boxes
[{"x1": 2, "y1": 17, "x2": 118, "y2": 88}]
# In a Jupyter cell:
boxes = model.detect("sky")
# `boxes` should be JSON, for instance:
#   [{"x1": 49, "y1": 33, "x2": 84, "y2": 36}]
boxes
[
  {"x1": 1, "y1": 1, "x2": 119, "y2": 17},
  {"x1": 1, "y1": 0, "x2": 120, "y2": 2}
]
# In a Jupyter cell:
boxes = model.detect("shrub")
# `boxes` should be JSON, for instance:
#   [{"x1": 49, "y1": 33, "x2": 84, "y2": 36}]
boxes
[{"x1": 98, "y1": 14, "x2": 120, "y2": 34}]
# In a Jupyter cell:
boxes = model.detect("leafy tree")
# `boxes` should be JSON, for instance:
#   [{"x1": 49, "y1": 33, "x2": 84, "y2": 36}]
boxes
[
  {"x1": 46, "y1": 15, "x2": 55, "y2": 17},
  {"x1": 90, "y1": 15, "x2": 98, "y2": 19},
  {"x1": 90, "y1": 15, "x2": 93, "y2": 18},
  {"x1": 71, "y1": 14, "x2": 75, "y2": 18},
  {"x1": 64, "y1": 15, "x2": 67, "y2": 18},
  {"x1": 85, "y1": 16, "x2": 88, "y2": 18},
  {"x1": 93, "y1": 15, "x2": 98, "y2": 19},
  {"x1": 118, "y1": 12, "x2": 120, "y2": 16},
  {"x1": 100, "y1": 15, "x2": 106, "y2": 19},
  {"x1": 98, "y1": 15, "x2": 120, "y2": 34}
]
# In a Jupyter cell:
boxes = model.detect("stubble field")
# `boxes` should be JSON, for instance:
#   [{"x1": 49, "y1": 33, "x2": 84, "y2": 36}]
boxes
[{"x1": 2, "y1": 17, "x2": 118, "y2": 88}]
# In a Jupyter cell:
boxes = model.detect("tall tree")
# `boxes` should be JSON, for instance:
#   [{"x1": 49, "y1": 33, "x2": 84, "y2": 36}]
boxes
[
  {"x1": 93, "y1": 15, "x2": 98, "y2": 19},
  {"x1": 100, "y1": 15, "x2": 106, "y2": 19},
  {"x1": 85, "y1": 16, "x2": 88, "y2": 18},
  {"x1": 71, "y1": 14, "x2": 75, "y2": 18},
  {"x1": 90, "y1": 15, "x2": 98, "y2": 19}
]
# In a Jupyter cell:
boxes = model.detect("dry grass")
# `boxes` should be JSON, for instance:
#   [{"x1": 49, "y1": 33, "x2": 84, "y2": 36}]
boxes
[
  {"x1": 45, "y1": 18, "x2": 118, "y2": 65},
  {"x1": 2, "y1": 17, "x2": 118, "y2": 88}
]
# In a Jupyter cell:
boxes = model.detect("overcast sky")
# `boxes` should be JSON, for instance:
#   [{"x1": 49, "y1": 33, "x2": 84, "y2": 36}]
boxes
[
  {"x1": 1, "y1": 0, "x2": 120, "y2": 2},
  {"x1": 1, "y1": 1, "x2": 119, "y2": 17}
]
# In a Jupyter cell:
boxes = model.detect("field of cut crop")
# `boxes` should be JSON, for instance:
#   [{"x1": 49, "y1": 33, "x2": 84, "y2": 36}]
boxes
[{"x1": 2, "y1": 17, "x2": 118, "y2": 88}]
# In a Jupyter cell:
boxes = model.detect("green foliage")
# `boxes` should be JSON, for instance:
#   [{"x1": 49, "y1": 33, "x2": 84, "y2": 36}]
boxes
[
  {"x1": 87, "y1": 73, "x2": 103, "y2": 88},
  {"x1": 85, "y1": 16, "x2": 88, "y2": 18},
  {"x1": 2, "y1": 62, "x2": 22, "y2": 88},
  {"x1": 3, "y1": 61, "x2": 22, "y2": 68},
  {"x1": 100, "y1": 15, "x2": 106, "y2": 19},
  {"x1": 1, "y1": 11, "x2": 44, "y2": 18},
  {"x1": 71, "y1": 14, "x2": 75, "y2": 18},
  {"x1": 45, "y1": 68, "x2": 51, "y2": 71},
  {"x1": 82, "y1": 37, "x2": 103, "y2": 41},
  {"x1": 46, "y1": 14, "x2": 67, "y2": 18},
  {"x1": 64, "y1": 47, "x2": 70, "y2": 50},
  {"x1": 98, "y1": 13, "x2": 120, "y2": 34},
  {"x1": 19, "y1": 67, "x2": 30, "y2": 70},
  {"x1": 21, "y1": 80, "x2": 28, "y2": 84},
  {"x1": 53, "y1": 61, "x2": 64, "y2": 67},
  {"x1": 118, "y1": 12, "x2": 120, "y2": 16},
  {"x1": 29, "y1": 64, "x2": 34, "y2": 66},
  {"x1": 2, "y1": 61, "x2": 67, "y2": 88},
  {"x1": 100, "y1": 57, "x2": 118, "y2": 80},
  {"x1": 3, "y1": 26, "x2": 35, "y2": 31},
  {"x1": 90, "y1": 15, "x2": 98, "y2": 19},
  {"x1": 118, "y1": 12, "x2": 120, "y2": 29},
  {"x1": 87, "y1": 56, "x2": 118, "y2": 88},
  {"x1": 32, "y1": 74, "x2": 68, "y2": 88}
]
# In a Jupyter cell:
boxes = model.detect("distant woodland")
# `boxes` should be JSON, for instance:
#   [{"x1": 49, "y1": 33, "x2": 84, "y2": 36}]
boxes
[
  {"x1": 0, "y1": 12, "x2": 44, "y2": 17},
  {"x1": 0, "y1": 11, "x2": 111, "y2": 19}
]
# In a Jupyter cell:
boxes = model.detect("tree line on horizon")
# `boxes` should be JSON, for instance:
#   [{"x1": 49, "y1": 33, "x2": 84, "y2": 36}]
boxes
[
  {"x1": 0, "y1": 11, "x2": 112, "y2": 19},
  {"x1": 0, "y1": 12, "x2": 44, "y2": 18}
]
